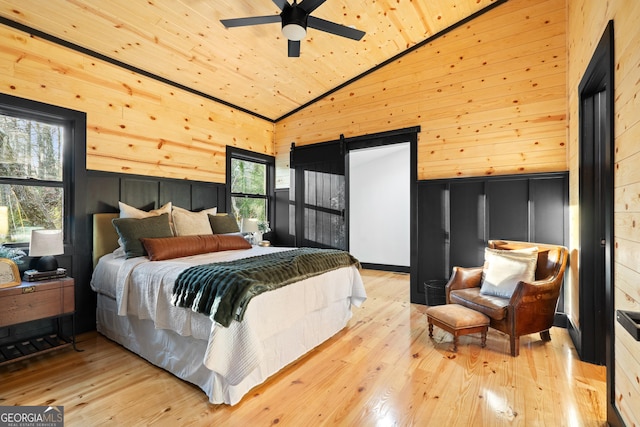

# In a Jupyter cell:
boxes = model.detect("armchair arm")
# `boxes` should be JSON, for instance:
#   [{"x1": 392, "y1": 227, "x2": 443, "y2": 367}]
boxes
[
  {"x1": 445, "y1": 266, "x2": 483, "y2": 303},
  {"x1": 510, "y1": 277, "x2": 562, "y2": 304},
  {"x1": 507, "y1": 277, "x2": 563, "y2": 336}
]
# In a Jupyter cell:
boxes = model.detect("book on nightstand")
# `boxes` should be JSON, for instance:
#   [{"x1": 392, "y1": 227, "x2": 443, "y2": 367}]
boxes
[{"x1": 22, "y1": 268, "x2": 67, "y2": 282}]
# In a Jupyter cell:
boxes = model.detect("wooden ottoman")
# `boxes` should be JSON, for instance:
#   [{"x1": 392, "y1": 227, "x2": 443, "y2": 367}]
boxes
[{"x1": 426, "y1": 304, "x2": 489, "y2": 352}]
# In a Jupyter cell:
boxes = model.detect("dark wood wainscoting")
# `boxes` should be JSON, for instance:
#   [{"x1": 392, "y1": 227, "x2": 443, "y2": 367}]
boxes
[
  {"x1": 274, "y1": 188, "x2": 294, "y2": 247},
  {"x1": 86, "y1": 171, "x2": 227, "y2": 215},
  {"x1": 78, "y1": 171, "x2": 227, "y2": 333},
  {"x1": 413, "y1": 172, "x2": 569, "y2": 308}
]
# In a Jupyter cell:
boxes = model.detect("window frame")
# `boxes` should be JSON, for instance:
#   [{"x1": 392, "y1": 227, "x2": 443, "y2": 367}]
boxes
[
  {"x1": 0, "y1": 95, "x2": 75, "y2": 248},
  {"x1": 225, "y1": 146, "x2": 275, "y2": 226}
]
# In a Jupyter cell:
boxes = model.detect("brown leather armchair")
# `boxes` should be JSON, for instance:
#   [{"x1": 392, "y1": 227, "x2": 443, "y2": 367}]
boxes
[{"x1": 445, "y1": 240, "x2": 569, "y2": 356}]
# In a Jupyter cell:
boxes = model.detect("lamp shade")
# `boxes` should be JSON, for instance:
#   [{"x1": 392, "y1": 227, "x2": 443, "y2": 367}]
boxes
[
  {"x1": 0, "y1": 206, "x2": 8, "y2": 236},
  {"x1": 29, "y1": 229, "x2": 64, "y2": 257},
  {"x1": 241, "y1": 218, "x2": 259, "y2": 234}
]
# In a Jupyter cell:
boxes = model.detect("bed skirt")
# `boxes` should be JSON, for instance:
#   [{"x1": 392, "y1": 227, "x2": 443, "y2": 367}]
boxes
[{"x1": 96, "y1": 292, "x2": 354, "y2": 405}]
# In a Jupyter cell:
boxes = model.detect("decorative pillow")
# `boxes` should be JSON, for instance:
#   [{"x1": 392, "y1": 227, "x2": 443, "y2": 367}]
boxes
[
  {"x1": 119, "y1": 201, "x2": 172, "y2": 219},
  {"x1": 141, "y1": 235, "x2": 220, "y2": 261},
  {"x1": 217, "y1": 234, "x2": 252, "y2": 251},
  {"x1": 209, "y1": 214, "x2": 240, "y2": 234},
  {"x1": 171, "y1": 206, "x2": 217, "y2": 236},
  {"x1": 116, "y1": 201, "x2": 174, "y2": 247},
  {"x1": 479, "y1": 247, "x2": 538, "y2": 298},
  {"x1": 172, "y1": 206, "x2": 217, "y2": 215},
  {"x1": 111, "y1": 213, "x2": 173, "y2": 259},
  {"x1": 140, "y1": 234, "x2": 251, "y2": 261}
]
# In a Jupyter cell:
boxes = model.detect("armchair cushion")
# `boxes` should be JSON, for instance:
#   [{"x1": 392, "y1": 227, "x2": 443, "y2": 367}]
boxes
[
  {"x1": 449, "y1": 288, "x2": 509, "y2": 321},
  {"x1": 479, "y1": 247, "x2": 538, "y2": 298}
]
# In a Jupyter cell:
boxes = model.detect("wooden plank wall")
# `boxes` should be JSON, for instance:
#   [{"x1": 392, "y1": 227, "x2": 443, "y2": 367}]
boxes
[
  {"x1": 0, "y1": 24, "x2": 274, "y2": 183},
  {"x1": 567, "y1": 1, "x2": 640, "y2": 425},
  {"x1": 274, "y1": 0, "x2": 568, "y2": 188}
]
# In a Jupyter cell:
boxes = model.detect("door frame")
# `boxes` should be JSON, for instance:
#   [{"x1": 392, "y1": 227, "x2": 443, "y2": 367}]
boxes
[
  {"x1": 576, "y1": 20, "x2": 620, "y2": 425},
  {"x1": 345, "y1": 127, "x2": 419, "y2": 272},
  {"x1": 290, "y1": 126, "x2": 419, "y2": 272}
]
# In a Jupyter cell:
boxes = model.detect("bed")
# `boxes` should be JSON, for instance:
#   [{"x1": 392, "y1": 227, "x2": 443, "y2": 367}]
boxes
[{"x1": 90, "y1": 212, "x2": 366, "y2": 405}]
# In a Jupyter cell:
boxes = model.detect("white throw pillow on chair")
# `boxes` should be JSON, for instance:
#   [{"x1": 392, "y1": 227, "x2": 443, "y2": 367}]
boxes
[{"x1": 479, "y1": 246, "x2": 538, "y2": 298}]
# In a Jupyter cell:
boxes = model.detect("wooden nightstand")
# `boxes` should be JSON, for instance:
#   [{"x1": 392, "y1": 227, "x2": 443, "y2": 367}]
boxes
[{"x1": 0, "y1": 277, "x2": 77, "y2": 365}]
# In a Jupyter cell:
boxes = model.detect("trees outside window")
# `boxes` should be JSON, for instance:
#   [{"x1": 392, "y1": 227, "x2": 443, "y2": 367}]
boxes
[
  {"x1": 226, "y1": 147, "x2": 274, "y2": 229},
  {"x1": 0, "y1": 113, "x2": 64, "y2": 244},
  {"x1": 230, "y1": 158, "x2": 267, "y2": 221}
]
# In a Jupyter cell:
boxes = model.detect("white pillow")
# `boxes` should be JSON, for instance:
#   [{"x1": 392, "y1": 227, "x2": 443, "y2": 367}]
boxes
[
  {"x1": 171, "y1": 206, "x2": 217, "y2": 236},
  {"x1": 119, "y1": 201, "x2": 172, "y2": 218},
  {"x1": 479, "y1": 247, "x2": 538, "y2": 298}
]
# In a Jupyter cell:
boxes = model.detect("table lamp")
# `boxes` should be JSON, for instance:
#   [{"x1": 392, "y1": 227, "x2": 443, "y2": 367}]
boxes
[
  {"x1": 0, "y1": 206, "x2": 8, "y2": 238},
  {"x1": 241, "y1": 218, "x2": 259, "y2": 244},
  {"x1": 29, "y1": 229, "x2": 64, "y2": 272}
]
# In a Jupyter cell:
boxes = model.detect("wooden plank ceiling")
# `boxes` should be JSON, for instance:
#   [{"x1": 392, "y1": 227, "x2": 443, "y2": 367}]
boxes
[{"x1": 0, "y1": 0, "x2": 499, "y2": 121}]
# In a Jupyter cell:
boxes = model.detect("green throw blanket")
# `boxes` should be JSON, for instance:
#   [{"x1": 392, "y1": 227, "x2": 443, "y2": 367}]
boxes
[{"x1": 172, "y1": 248, "x2": 360, "y2": 327}]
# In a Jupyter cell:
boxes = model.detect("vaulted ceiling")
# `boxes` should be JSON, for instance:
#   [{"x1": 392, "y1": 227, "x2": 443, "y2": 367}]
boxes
[{"x1": 0, "y1": 0, "x2": 499, "y2": 121}]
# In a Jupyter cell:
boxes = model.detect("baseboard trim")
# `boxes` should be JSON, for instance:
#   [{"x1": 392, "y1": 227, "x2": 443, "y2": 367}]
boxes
[
  {"x1": 553, "y1": 312, "x2": 568, "y2": 328},
  {"x1": 360, "y1": 263, "x2": 410, "y2": 273},
  {"x1": 567, "y1": 317, "x2": 582, "y2": 358}
]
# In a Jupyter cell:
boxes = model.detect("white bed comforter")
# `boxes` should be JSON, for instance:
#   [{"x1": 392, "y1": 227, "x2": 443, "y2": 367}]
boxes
[{"x1": 91, "y1": 246, "x2": 366, "y2": 386}]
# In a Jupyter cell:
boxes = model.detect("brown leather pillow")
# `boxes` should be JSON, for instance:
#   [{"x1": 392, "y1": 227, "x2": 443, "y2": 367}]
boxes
[
  {"x1": 140, "y1": 234, "x2": 251, "y2": 261},
  {"x1": 141, "y1": 235, "x2": 220, "y2": 261},
  {"x1": 217, "y1": 234, "x2": 252, "y2": 252}
]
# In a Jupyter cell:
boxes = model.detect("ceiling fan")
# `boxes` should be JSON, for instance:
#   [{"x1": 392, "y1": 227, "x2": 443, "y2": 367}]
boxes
[{"x1": 220, "y1": 0, "x2": 365, "y2": 57}]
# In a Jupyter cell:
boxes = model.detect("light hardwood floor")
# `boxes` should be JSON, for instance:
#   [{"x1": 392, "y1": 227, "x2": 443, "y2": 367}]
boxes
[{"x1": 1, "y1": 270, "x2": 607, "y2": 426}]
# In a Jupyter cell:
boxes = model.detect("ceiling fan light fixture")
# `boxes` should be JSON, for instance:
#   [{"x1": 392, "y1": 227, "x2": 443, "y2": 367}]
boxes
[
  {"x1": 282, "y1": 23, "x2": 306, "y2": 41},
  {"x1": 221, "y1": 0, "x2": 365, "y2": 56},
  {"x1": 280, "y1": 2, "x2": 308, "y2": 41}
]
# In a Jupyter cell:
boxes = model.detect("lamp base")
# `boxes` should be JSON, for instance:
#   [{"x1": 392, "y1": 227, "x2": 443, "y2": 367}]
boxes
[{"x1": 29, "y1": 256, "x2": 59, "y2": 272}]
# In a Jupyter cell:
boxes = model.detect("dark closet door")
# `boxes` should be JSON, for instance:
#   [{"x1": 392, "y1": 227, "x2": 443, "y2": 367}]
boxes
[
  {"x1": 487, "y1": 179, "x2": 528, "y2": 241},
  {"x1": 417, "y1": 181, "x2": 449, "y2": 281},
  {"x1": 449, "y1": 181, "x2": 485, "y2": 268},
  {"x1": 531, "y1": 177, "x2": 567, "y2": 245}
]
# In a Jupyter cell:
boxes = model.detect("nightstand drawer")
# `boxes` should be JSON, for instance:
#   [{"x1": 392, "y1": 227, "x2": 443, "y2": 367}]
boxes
[{"x1": 0, "y1": 278, "x2": 74, "y2": 327}]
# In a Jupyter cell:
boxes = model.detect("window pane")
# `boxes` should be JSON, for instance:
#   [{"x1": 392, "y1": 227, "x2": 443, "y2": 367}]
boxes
[
  {"x1": 231, "y1": 158, "x2": 266, "y2": 195},
  {"x1": 231, "y1": 196, "x2": 266, "y2": 222},
  {"x1": 0, "y1": 184, "x2": 63, "y2": 243},
  {"x1": 0, "y1": 114, "x2": 64, "y2": 181}
]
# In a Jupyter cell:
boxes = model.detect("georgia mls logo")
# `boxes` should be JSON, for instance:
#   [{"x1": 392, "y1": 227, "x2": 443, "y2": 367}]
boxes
[
  {"x1": 44, "y1": 406, "x2": 63, "y2": 418},
  {"x1": 0, "y1": 405, "x2": 64, "y2": 427}
]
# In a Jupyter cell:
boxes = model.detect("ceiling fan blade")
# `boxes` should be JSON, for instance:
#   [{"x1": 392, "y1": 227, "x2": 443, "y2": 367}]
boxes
[
  {"x1": 307, "y1": 16, "x2": 365, "y2": 40},
  {"x1": 299, "y1": 0, "x2": 326, "y2": 14},
  {"x1": 272, "y1": 0, "x2": 288, "y2": 11},
  {"x1": 288, "y1": 40, "x2": 301, "y2": 57},
  {"x1": 220, "y1": 15, "x2": 281, "y2": 28}
]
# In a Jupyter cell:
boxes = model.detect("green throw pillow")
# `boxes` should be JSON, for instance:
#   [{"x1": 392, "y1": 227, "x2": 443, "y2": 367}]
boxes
[
  {"x1": 112, "y1": 213, "x2": 173, "y2": 259},
  {"x1": 208, "y1": 214, "x2": 240, "y2": 234}
]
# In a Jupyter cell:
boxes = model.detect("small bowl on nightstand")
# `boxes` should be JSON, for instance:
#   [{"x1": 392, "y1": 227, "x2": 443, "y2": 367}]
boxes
[{"x1": 258, "y1": 240, "x2": 271, "y2": 247}]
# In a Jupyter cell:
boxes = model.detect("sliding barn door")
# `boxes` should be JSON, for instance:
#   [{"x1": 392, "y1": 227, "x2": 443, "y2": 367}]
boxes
[{"x1": 290, "y1": 141, "x2": 346, "y2": 250}]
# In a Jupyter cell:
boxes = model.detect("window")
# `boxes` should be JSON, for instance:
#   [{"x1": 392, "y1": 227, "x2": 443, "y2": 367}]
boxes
[
  {"x1": 0, "y1": 105, "x2": 69, "y2": 245},
  {"x1": 226, "y1": 147, "x2": 274, "y2": 227}
]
